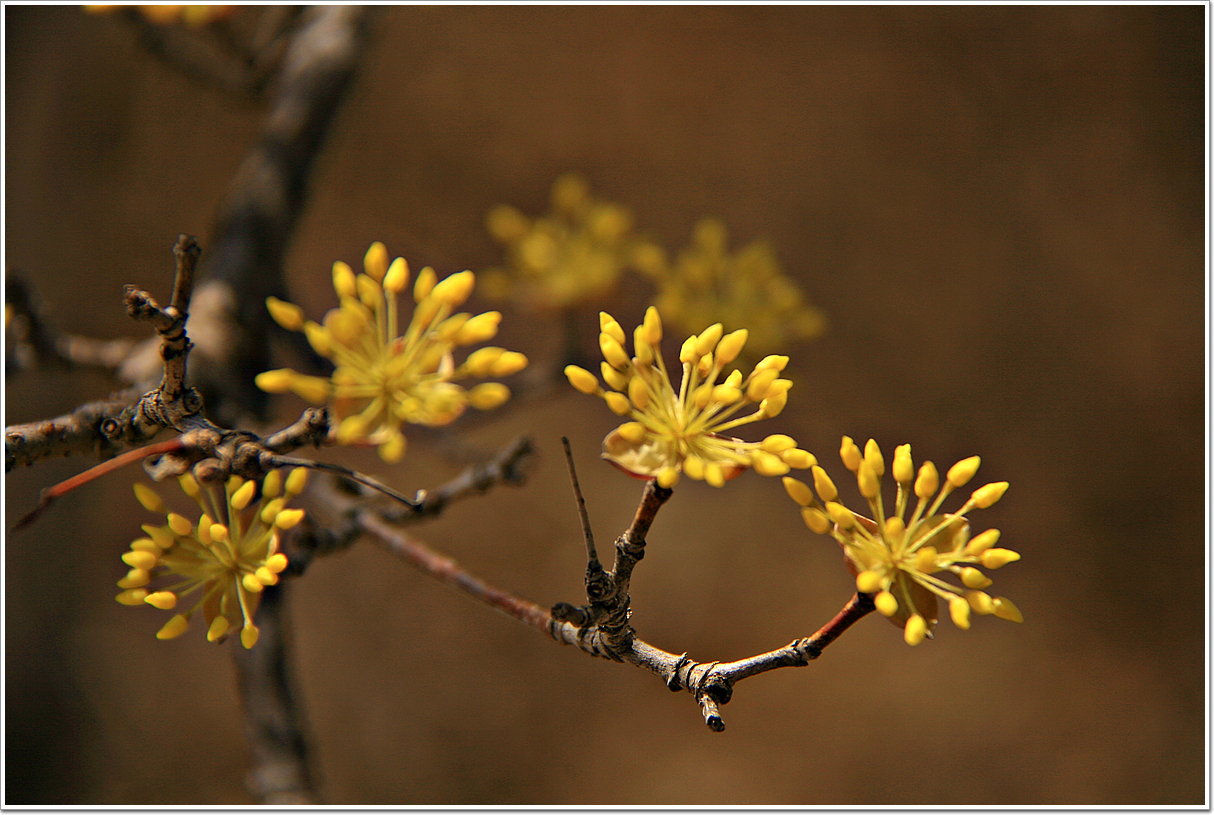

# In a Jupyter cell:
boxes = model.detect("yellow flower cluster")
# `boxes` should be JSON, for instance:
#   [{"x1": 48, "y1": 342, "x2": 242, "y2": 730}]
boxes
[
  {"x1": 116, "y1": 468, "x2": 308, "y2": 649},
  {"x1": 564, "y1": 306, "x2": 815, "y2": 488},
  {"x1": 481, "y1": 173, "x2": 641, "y2": 309},
  {"x1": 635, "y1": 218, "x2": 826, "y2": 360},
  {"x1": 784, "y1": 437, "x2": 1022, "y2": 645},
  {"x1": 83, "y1": 5, "x2": 237, "y2": 26},
  {"x1": 256, "y1": 242, "x2": 527, "y2": 462}
]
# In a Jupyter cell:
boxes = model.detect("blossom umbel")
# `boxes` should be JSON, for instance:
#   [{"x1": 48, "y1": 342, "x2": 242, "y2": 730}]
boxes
[
  {"x1": 564, "y1": 306, "x2": 815, "y2": 488},
  {"x1": 84, "y1": 5, "x2": 238, "y2": 26},
  {"x1": 116, "y1": 468, "x2": 308, "y2": 649},
  {"x1": 634, "y1": 218, "x2": 826, "y2": 360},
  {"x1": 784, "y1": 437, "x2": 1022, "y2": 645},
  {"x1": 481, "y1": 173, "x2": 640, "y2": 309},
  {"x1": 256, "y1": 242, "x2": 527, "y2": 462}
]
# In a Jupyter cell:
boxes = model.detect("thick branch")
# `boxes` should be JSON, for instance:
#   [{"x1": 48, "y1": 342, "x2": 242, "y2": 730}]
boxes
[
  {"x1": 4, "y1": 391, "x2": 140, "y2": 472},
  {"x1": 231, "y1": 582, "x2": 318, "y2": 805}
]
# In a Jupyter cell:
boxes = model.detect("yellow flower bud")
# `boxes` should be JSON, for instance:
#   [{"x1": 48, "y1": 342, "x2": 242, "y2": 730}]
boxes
[
  {"x1": 600, "y1": 318, "x2": 627, "y2": 350},
  {"x1": 489, "y1": 351, "x2": 528, "y2": 377},
  {"x1": 642, "y1": 306, "x2": 663, "y2": 345},
  {"x1": 178, "y1": 473, "x2": 201, "y2": 498},
  {"x1": 840, "y1": 436, "x2": 862, "y2": 472},
  {"x1": 711, "y1": 384, "x2": 742, "y2": 405},
  {"x1": 144, "y1": 591, "x2": 177, "y2": 610},
  {"x1": 960, "y1": 566, "x2": 992, "y2": 589},
  {"x1": 762, "y1": 434, "x2": 797, "y2": 453},
  {"x1": 963, "y1": 528, "x2": 1001, "y2": 556},
  {"x1": 431, "y1": 270, "x2": 475, "y2": 307},
  {"x1": 122, "y1": 550, "x2": 158, "y2": 571},
  {"x1": 679, "y1": 335, "x2": 699, "y2": 364},
  {"x1": 464, "y1": 346, "x2": 506, "y2": 377},
  {"x1": 413, "y1": 266, "x2": 437, "y2": 302},
  {"x1": 864, "y1": 438, "x2": 885, "y2": 477},
  {"x1": 682, "y1": 454, "x2": 706, "y2": 480},
  {"x1": 288, "y1": 374, "x2": 333, "y2": 405},
  {"x1": 617, "y1": 421, "x2": 648, "y2": 444},
  {"x1": 892, "y1": 444, "x2": 914, "y2": 484},
  {"x1": 628, "y1": 375, "x2": 650, "y2": 410},
  {"x1": 967, "y1": 590, "x2": 996, "y2": 615},
  {"x1": 364, "y1": 241, "x2": 389, "y2": 282},
  {"x1": 753, "y1": 354, "x2": 788, "y2": 372},
  {"x1": 604, "y1": 392, "x2": 632, "y2": 416},
  {"x1": 913, "y1": 545, "x2": 939, "y2": 573},
  {"x1": 285, "y1": 467, "x2": 308, "y2": 496},
  {"x1": 704, "y1": 462, "x2": 726, "y2": 488},
  {"x1": 157, "y1": 615, "x2": 190, "y2": 640},
  {"x1": 242, "y1": 573, "x2": 264, "y2": 593},
  {"x1": 167, "y1": 513, "x2": 192, "y2": 536},
  {"x1": 117, "y1": 570, "x2": 151, "y2": 590},
  {"x1": 657, "y1": 467, "x2": 680, "y2": 488},
  {"x1": 812, "y1": 465, "x2": 839, "y2": 502},
  {"x1": 565, "y1": 365, "x2": 600, "y2": 395},
  {"x1": 632, "y1": 326, "x2": 654, "y2": 366},
  {"x1": 781, "y1": 448, "x2": 815, "y2": 469},
  {"x1": 783, "y1": 476, "x2": 815, "y2": 507},
  {"x1": 991, "y1": 596, "x2": 1023, "y2": 623},
  {"x1": 825, "y1": 501, "x2": 854, "y2": 529},
  {"x1": 274, "y1": 509, "x2": 305, "y2": 529},
  {"x1": 971, "y1": 481, "x2": 1009, "y2": 509},
  {"x1": 759, "y1": 391, "x2": 788, "y2": 418},
  {"x1": 980, "y1": 548, "x2": 1021, "y2": 569},
  {"x1": 600, "y1": 362, "x2": 629, "y2": 391},
  {"x1": 133, "y1": 483, "x2": 166, "y2": 514},
  {"x1": 332, "y1": 261, "x2": 357, "y2": 299},
  {"x1": 855, "y1": 570, "x2": 883, "y2": 594},
  {"x1": 904, "y1": 614, "x2": 928, "y2": 646},
  {"x1": 715, "y1": 329, "x2": 748, "y2": 366},
  {"x1": 356, "y1": 273, "x2": 383, "y2": 310},
  {"x1": 207, "y1": 616, "x2": 231, "y2": 643},
  {"x1": 915, "y1": 461, "x2": 939, "y2": 500},
  {"x1": 875, "y1": 590, "x2": 898, "y2": 617},
  {"x1": 379, "y1": 432, "x2": 407, "y2": 462},
  {"x1": 241, "y1": 624, "x2": 260, "y2": 649},
  {"x1": 468, "y1": 382, "x2": 511, "y2": 410},
  {"x1": 695, "y1": 323, "x2": 723, "y2": 357},
  {"x1": 801, "y1": 507, "x2": 831, "y2": 534},
  {"x1": 949, "y1": 596, "x2": 972, "y2": 630},
  {"x1": 383, "y1": 256, "x2": 409, "y2": 293},
  {"x1": 751, "y1": 450, "x2": 790, "y2": 477},
  {"x1": 129, "y1": 537, "x2": 162, "y2": 554},
  {"x1": 266, "y1": 296, "x2": 305, "y2": 331},
  {"x1": 230, "y1": 480, "x2": 257, "y2": 512},
  {"x1": 303, "y1": 322, "x2": 331, "y2": 356},
  {"x1": 746, "y1": 368, "x2": 779, "y2": 402},
  {"x1": 947, "y1": 456, "x2": 981, "y2": 488},
  {"x1": 116, "y1": 588, "x2": 150, "y2": 606},
  {"x1": 857, "y1": 460, "x2": 880, "y2": 500},
  {"x1": 456, "y1": 311, "x2": 501, "y2": 346},
  {"x1": 600, "y1": 333, "x2": 631, "y2": 370}
]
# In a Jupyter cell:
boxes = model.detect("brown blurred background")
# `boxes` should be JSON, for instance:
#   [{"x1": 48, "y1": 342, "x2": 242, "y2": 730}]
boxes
[{"x1": 4, "y1": 5, "x2": 1205, "y2": 806}]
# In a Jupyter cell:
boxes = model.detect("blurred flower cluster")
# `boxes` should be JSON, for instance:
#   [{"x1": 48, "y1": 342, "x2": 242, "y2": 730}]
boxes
[
  {"x1": 256, "y1": 242, "x2": 527, "y2": 462},
  {"x1": 481, "y1": 173, "x2": 640, "y2": 310},
  {"x1": 483, "y1": 175, "x2": 825, "y2": 360},
  {"x1": 635, "y1": 218, "x2": 827, "y2": 361},
  {"x1": 84, "y1": 4, "x2": 237, "y2": 27}
]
